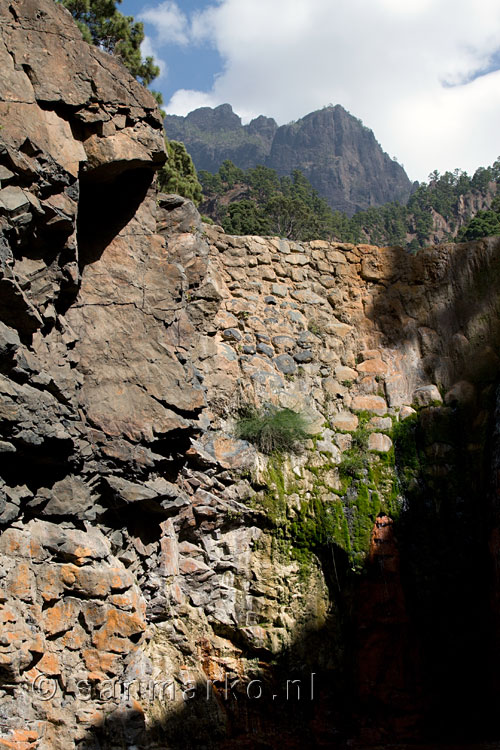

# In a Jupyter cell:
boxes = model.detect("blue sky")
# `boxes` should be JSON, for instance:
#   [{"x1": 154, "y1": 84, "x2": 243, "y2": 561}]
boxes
[
  {"x1": 120, "y1": 0, "x2": 222, "y2": 103},
  {"x1": 119, "y1": 0, "x2": 500, "y2": 182}
]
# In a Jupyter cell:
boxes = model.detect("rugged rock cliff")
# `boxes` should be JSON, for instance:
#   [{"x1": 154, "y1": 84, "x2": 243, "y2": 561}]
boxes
[
  {"x1": 164, "y1": 104, "x2": 278, "y2": 173},
  {"x1": 2, "y1": 2, "x2": 500, "y2": 749},
  {"x1": 165, "y1": 104, "x2": 413, "y2": 215}
]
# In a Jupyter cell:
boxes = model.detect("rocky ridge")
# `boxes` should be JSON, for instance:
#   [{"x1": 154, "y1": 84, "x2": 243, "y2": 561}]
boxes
[
  {"x1": 165, "y1": 104, "x2": 413, "y2": 215},
  {"x1": 165, "y1": 104, "x2": 278, "y2": 173},
  {"x1": 2, "y1": 2, "x2": 500, "y2": 748}
]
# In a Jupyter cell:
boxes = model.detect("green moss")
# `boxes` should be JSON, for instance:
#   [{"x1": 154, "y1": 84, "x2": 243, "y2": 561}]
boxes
[
  {"x1": 267, "y1": 454, "x2": 286, "y2": 501},
  {"x1": 256, "y1": 492, "x2": 286, "y2": 526},
  {"x1": 305, "y1": 465, "x2": 322, "y2": 478},
  {"x1": 248, "y1": 408, "x2": 414, "y2": 574},
  {"x1": 295, "y1": 461, "x2": 382, "y2": 570},
  {"x1": 340, "y1": 515, "x2": 352, "y2": 553},
  {"x1": 386, "y1": 480, "x2": 401, "y2": 517},
  {"x1": 377, "y1": 446, "x2": 395, "y2": 465},
  {"x1": 291, "y1": 545, "x2": 315, "y2": 581},
  {"x1": 371, "y1": 491, "x2": 381, "y2": 516},
  {"x1": 339, "y1": 421, "x2": 370, "y2": 479},
  {"x1": 356, "y1": 410, "x2": 373, "y2": 426},
  {"x1": 257, "y1": 453, "x2": 288, "y2": 526},
  {"x1": 347, "y1": 484, "x2": 378, "y2": 568},
  {"x1": 391, "y1": 415, "x2": 420, "y2": 499}
]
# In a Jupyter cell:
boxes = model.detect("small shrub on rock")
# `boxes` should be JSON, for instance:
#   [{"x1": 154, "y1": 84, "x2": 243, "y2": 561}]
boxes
[{"x1": 235, "y1": 404, "x2": 311, "y2": 454}]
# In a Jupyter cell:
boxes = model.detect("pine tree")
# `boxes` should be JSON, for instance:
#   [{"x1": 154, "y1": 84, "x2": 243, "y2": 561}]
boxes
[
  {"x1": 158, "y1": 140, "x2": 203, "y2": 206},
  {"x1": 59, "y1": 0, "x2": 160, "y2": 88}
]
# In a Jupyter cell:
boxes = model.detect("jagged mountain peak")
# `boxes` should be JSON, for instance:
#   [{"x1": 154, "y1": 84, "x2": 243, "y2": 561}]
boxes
[
  {"x1": 165, "y1": 103, "x2": 412, "y2": 215},
  {"x1": 185, "y1": 102, "x2": 242, "y2": 129}
]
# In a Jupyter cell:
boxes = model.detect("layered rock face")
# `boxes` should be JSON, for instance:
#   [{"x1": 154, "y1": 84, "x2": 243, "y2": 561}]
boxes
[
  {"x1": 165, "y1": 104, "x2": 413, "y2": 215},
  {"x1": 3, "y1": 3, "x2": 500, "y2": 749}
]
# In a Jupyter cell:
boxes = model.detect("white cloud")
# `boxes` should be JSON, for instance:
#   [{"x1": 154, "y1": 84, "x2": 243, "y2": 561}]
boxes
[
  {"x1": 150, "y1": 0, "x2": 500, "y2": 181},
  {"x1": 189, "y1": 6, "x2": 218, "y2": 44},
  {"x1": 165, "y1": 88, "x2": 219, "y2": 114},
  {"x1": 138, "y1": 1, "x2": 190, "y2": 46},
  {"x1": 140, "y1": 34, "x2": 167, "y2": 79}
]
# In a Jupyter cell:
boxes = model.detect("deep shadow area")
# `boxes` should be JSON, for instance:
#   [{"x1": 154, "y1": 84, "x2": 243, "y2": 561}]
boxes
[
  {"x1": 362, "y1": 238, "x2": 500, "y2": 740},
  {"x1": 73, "y1": 497, "x2": 435, "y2": 750},
  {"x1": 77, "y1": 167, "x2": 153, "y2": 272},
  {"x1": 367, "y1": 238, "x2": 500, "y2": 387},
  {"x1": 391, "y1": 400, "x2": 495, "y2": 742},
  {"x1": 78, "y1": 626, "x2": 349, "y2": 750},
  {"x1": 0, "y1": 435, "x2": 76, "y2": 493},
  {"x1": 74, "y1": 393, "x2": 500, "y2": 748}
]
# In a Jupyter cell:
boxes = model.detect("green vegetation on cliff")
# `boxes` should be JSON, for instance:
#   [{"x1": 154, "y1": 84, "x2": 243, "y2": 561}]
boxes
[
  {"x1": 235, "y1": 404, "x2": 311, "y2": 455},
  {"x1": 248, "y1": 411, "x2": 413, "y2": 574},
  {"x1": 59, "y1": 0, "x2": 160, "y2": 92},
  {"x1": 200, "y1": 162, "x2": 347, "y2": 241},
  {"x1": 200, "y1": 159, "x2": 500, "y2": 248},
  {"x1": 158, "y1": 140, "x2": 203, "y2": 206},
  {"x1": 457, "y1": 195, "x2": 500, "y2": 241}
]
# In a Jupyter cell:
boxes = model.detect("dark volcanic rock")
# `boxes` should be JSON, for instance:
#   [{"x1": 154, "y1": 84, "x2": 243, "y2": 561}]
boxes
[{"x1": 268, "y1": 105, "x2": 412, "y2": 215}]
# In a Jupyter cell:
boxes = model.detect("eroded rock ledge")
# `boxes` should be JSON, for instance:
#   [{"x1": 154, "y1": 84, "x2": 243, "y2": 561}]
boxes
[{"x1": 2, "y1": 2, "x2": 500, "y2": 748}]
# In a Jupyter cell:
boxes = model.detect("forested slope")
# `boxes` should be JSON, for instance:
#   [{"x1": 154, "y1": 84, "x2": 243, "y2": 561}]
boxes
[{"x1": 199, "y1": 160, "x2": 500, "y2": 248}]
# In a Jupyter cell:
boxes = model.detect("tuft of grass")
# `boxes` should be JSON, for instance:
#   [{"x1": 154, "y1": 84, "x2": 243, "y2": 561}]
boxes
[
  {"x1": 235, "y1": 404, "x2": 312, "y2": 454},
  {"x1": 339, "y1": 451, "x2": 365, "y2": 478},
  {"x1": 338, "y1": 422, "x2": 370, "y2": 479},
  {"x1": 351, "y1": 426, "x2": 369, "y2": 451}
]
